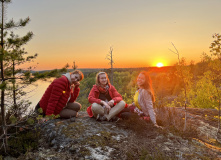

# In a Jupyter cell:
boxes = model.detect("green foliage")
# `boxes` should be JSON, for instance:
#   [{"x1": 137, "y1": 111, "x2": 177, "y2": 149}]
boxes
[
  {"x1": 152, "y1": 71, "x2": 180, "y2": 107},
  {"x1": 0, "y1": 53, "x2": 3, "y2": 61},
  {"x1": 7, "y1": 128, "x2": 40, "y2": 158},
  {"x1": 27, "y1": 118, "x2": 35, "y2": 125},
  {"x1": 167, "y1": 98, "x2": 183, "y2": 108},
  {"x1": 186, "y1": 71, "x2": 219, "y2": 109},
  {"x1": 0, "y1": 81, "x2": 7, "y2": 90},
  {"x1": 0, "y1": 1, "x2": 42, "y2": 157},
  {"x1": 9, "y1": 115, "x2": 17, "y2": 124},
  {"x1": 77, "y1": 72, "x2": 97, "y2": 110},
  {"x1": 36, "y1": 114, "x2": 43, "y2": 120},
  {"x1": 45, "y1": 114, "x2": 60, "y2": 120},
  {"x1": 37, "y1": 107, "x2": 43, "y2": 114},
  {"x1": 33, "y1": 64, "x2": 69, "y2": 80},
  {"x1": 208, "y1": 34, "x2": 221, "y2": 88},
  {"x1": 113, "y1": 71, "x2": 137, "y2": 104},
  {"x1": 77, "y1": 69, "x2": 187, "y2": 110},
  {"x1": 166, "y1": 34, "x2": 221, "y2": 113},
  {"x1": 175, "y1": 58, "x2": 193, "y2": 90}
]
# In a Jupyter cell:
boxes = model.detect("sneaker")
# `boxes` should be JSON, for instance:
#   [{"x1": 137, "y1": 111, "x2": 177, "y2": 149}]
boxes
[
  {"x1": 100, "y1": 116, "x2": 107, "y2": 121},
  {"x1": 96, "y1": 114, "x2": 107, "y2": 121},
  {"x1": 96, "y1": 114, "x2": 101, "y2": 121},
  {"x1": 109, "y1": 116, "x2": 120, "y2": 122}
]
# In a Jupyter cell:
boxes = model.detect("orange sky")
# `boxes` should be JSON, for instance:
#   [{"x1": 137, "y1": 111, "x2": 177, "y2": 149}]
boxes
[{"x1": 7, "y1": 0, "x2": 220, "y2": 70}]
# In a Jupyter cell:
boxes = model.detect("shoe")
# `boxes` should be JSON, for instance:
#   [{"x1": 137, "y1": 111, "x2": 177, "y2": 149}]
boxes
[
  {"x1": 110, "y1": 116, "x2": 120, "y2": 122},
  {"x1": 100, "y1": 116, "x2": 107, "y2": 121},
  {"x1": 96, "y1": 114, "x2": 101, "y2": 121},
  {"x1": 96, "y1": 114, "x2": 107, "y2": 121}
]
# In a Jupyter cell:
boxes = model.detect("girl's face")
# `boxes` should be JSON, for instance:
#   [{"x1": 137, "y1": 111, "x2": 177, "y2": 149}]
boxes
[
  {"x1": 70, "y1": 73, "x2": 80, "y2": 85},
  {"x1": 99, "y1": 73, "x2": 107, "y2": 86},
  {"x1": 137, "y1": 73, "x2": 146, "y2": 87}
]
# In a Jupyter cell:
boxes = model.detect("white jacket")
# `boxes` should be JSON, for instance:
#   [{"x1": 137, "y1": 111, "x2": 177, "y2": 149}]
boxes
[{"x1": 137, "y1": 89, "x2": 156, "y2": 124}]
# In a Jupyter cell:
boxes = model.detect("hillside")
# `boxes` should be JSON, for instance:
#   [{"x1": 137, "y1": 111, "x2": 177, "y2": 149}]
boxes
[{"x1": 15, "y1": 107, "x2": 221, "y2": 160}]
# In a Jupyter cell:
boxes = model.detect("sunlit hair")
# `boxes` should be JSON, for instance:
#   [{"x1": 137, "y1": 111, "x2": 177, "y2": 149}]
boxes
[
  {"x1": 95, "y1": 72, "x2": 110, "y2": 86},
  {"x1": 137, "y1": 71, "x2": 155, "y2": 102},
  {"x1": 71, "y1": 70, "x2": 84, "y2": 81}
]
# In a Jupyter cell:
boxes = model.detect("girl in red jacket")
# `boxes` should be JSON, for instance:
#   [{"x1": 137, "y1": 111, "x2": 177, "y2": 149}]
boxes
[
  {"x1": 87, "y1": 72, "x2": 126, "y2": 121},
  {"x1": 35, "y1": 70, "x2": 84, "y2": 119}
]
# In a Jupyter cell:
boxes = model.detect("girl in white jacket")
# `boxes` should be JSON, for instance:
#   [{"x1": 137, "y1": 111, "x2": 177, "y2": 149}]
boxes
[{"x1": 127, "y1": 71, "x2": 161, "y2": 128}]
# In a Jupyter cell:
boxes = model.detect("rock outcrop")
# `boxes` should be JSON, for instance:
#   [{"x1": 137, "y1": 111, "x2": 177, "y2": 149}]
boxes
[{"x1": 18, "y1": 111, "x2": 221, "y2": 160}]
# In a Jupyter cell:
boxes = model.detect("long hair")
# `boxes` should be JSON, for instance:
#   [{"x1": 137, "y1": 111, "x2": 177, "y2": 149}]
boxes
[
  {"x1": 138, "y1": 71, "x2": 155, "y2": 102},
  {"x1": 95, "y1": 72, "x2": 110, "y2": 86}
]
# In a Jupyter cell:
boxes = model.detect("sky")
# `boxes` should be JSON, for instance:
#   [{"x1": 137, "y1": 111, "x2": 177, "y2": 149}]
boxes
[{"x1": 5, "y1": 0, "x2": 221, "y2": 70}]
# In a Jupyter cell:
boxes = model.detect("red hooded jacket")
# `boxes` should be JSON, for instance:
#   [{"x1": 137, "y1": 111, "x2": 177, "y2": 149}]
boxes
[
  {"x1": 39, "y1": 75, "x2": 80, "y2": 115},
  {"x1": 87, "y1": 84, "x2": 123, "y2": 117}
]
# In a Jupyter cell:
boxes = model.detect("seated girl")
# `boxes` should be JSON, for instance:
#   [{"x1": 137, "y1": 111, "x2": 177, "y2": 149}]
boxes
[
  {"x1": 35, "y1": 70, "x2": 84, "y2": 120},
  {"x1": 122, "y1": 71, "x2": 161, "y2": 128},
  {"x1": 87, "y1": 72, "x2": 125, "y2": 121}
]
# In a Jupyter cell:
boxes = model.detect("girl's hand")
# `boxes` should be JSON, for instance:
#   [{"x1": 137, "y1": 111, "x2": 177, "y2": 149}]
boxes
[
  {"x1": 154, "y1": 123, "x2": 163, "y2": 129},
  {"x1": 128, "y1": 103, "x2": 135, "y2": 108},
  {"x1": 108, "y1": 100, "x2": 114, "y2": 107},
  {"x1": 74, "y1": 81, "x2": 80, "y2": 87},
  {"x1": 101, "y1": 101, "x2": 111, "y2": 113}
]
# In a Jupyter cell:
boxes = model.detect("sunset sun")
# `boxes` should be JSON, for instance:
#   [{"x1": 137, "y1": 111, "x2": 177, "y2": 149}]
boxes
[{"x1": 156, "y1": 62, "x2": 164, "y2": 68}]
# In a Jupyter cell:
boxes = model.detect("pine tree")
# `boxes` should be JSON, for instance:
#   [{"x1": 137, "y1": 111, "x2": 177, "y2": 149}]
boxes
[
  {"x1": 207, "y1": 33, "x2": 221, "y2": 142},
  {"x1": 0, "y1": 0, "x2": 36, "y2": 151},
  {"x1": 4, "y1": 31, "x2": 38, "y2": 118}
]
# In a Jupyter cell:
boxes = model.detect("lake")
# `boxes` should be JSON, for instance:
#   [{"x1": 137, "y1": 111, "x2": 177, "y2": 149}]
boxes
[{"x1": 27, "y1": 78, "x2": 54, "y2": 111}]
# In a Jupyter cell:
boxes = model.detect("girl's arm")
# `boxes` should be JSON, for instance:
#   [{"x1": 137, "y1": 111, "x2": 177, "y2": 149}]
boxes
[{"x1": 141, "y1": 90, "x2": 157, "y2": 124}]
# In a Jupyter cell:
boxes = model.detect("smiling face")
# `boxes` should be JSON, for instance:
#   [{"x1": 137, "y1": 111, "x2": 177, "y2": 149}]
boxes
[
  {"x1": 99, "y1": 73, "x2": 108, "y2": 86},
  {"x1": 137, "y1": 73, "x2": 146, "y2": 88},
  {"x1": 70, "y1": 73, "x2": 80, "y2": 85}
]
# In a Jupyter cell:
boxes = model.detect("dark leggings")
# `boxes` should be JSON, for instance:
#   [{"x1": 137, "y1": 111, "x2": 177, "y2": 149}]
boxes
[
  {"x1": 118, "y1": 106, "x2": 147, "y2": 119},
  {"x1": 118, "y1": 107, "x2": 135, "y2": 119},
  {"x1": 59, "y1": 102, "x2": 82, "y2": 118},
  {"x1": 35, "y1": 102, "x2": 81, "y2": 119}
]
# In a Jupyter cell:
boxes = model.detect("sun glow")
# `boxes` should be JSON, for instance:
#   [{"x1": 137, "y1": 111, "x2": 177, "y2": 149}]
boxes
[{"x1": 156, "y1": 62, "x2": 164, "y2": 68}]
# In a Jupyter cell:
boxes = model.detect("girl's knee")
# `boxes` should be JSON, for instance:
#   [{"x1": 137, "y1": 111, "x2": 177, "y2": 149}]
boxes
[
  {"x1": 118, "y1": 100, "x2": 126, "y2": 108},
  {"x1": 91, "y1": 103, "x2": 101, "y2": 110},
  {"x1": 91, "y1": 103, "x2": 104, "y2": 115},
  {"x1": 74, "y1": 102, "x2": 82, "y2": 111},
  {"x1": 59, "y1": 110, "x2": 77, "y2": 119},
  {"x1": 67, "y1": 102, "x2": 82, "y2": 111}
]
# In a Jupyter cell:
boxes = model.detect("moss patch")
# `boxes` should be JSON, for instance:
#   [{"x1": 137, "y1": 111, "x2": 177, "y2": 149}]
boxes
[
  {"x1": 85, "y1": 131, "x2": 118, "y2": 149},
  {"x1": 61, "y1": 122, "x2": 85, "y2": 139}
]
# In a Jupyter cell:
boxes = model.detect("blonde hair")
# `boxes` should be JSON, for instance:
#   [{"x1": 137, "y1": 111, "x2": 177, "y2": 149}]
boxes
[
  {"x1": 95, "y1": 72, "x2": 110, "y2": 86},
  {"x1": 70, "y1": 70, "x2": 84, "y2": 81}
]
